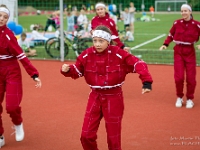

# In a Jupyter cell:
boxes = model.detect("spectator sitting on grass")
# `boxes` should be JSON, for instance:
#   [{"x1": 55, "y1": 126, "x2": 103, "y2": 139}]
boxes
[
  {"x1": 124, "y1": 26, "x2": 134, "y2": 41},
  {"x1": 17, "y1": 32, "x2": 37, "y2": 57},
  {"x1": 31, "y1": 25, "x2": 48, "y2": 41}
]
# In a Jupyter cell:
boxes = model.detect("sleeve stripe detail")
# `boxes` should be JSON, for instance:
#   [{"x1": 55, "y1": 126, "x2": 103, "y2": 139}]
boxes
[
  {"x1": 72, "y1": 64, "x2": 82, "y2": 77},
  {"x1": 6, "y1": 34, "x2": 10, "y2": 40},
  {"x1": 18, "y1": 55, "x2": 26, "y2": 60},
  {"x1": 0, "y1": 55, "x2": 13, "y2": 59},
  {"x1": 116, "y1": 53, "x2": 122, "y2": 59},
  {"x1": 16, "y1": 53, "x2": 26, "y2": 60},
  {"x1": 17, "y1": 53, "x2": 24, "y2": 58},
  {"x1": 83, "y1": 54, "x2": 88, "y2": 58}
]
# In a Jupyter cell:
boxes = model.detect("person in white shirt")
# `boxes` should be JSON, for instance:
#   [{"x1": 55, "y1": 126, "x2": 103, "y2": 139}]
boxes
[
  {"x1": 122, "y1": 8, "x2": 131, "y2": 29},
  {"x1": 77, "y1": 9, "x2": 88, "y2": 31},
  {"x1": 47, "y1": 25, "x2": 60, "y2": 45},
  {"x1": 108, "y1": 11, "x2": 118, "y2": 25},
  {"x1": 18, "y1": 32, "x2": 37, "y2": 57},
  {"x1": 65, "y1": 9, "x2": 75, "y2": 32},
  {"x1": 129, "y1": 2, "x2": 136, "y2": 33},
  {"x1": 54, "y1": 25, "x2": 60, "y2": 38},
  {"x1": 87, "y1": 20, "x2": 91, "y2": 32},
  {"x1": 167, "y1": 5, "x2": 171, "y2": 12},
  {"x1": 125, "y1": 26, "x2": 134, "y2": 41},
  {"x1": 31, "y1": 25, "x2": 48, "y2": 41}
]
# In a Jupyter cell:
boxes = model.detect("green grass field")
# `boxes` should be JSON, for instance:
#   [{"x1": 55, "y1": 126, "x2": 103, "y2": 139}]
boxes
[{"x1": 18, "y1": 13, "x2": 200, "y2": 65}]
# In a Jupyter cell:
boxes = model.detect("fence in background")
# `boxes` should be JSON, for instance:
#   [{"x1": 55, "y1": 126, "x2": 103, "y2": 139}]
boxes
[{"x1": 3, "y1": 0, "x2": 200, "y2": 65}]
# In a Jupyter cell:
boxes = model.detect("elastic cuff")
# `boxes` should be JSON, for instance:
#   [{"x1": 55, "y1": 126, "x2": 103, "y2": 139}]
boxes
[
  {"x1": 142, "y1": 82, "x2": 152, "y2": 90},
  {"x1": 121, "y1": 44, "x2": 125, "y2": 49},
  {"x1": 32, "y1": 74, "x2": 38, "y2": 80},
  {"x1": 163, "y1": 43, "x2": 169, "y2": 47}
]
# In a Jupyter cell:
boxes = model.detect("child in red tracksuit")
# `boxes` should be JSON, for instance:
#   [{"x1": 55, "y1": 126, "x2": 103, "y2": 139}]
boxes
[
  {"x1": 91, "y1": 2, "x2": 129, "y2": 51},
  {"x1": 0, "y1": 4, "x2": 42, "y2": 148},
  {"x1": 61, "y1": 25, "x2": 153, "y2": 150},
  {"x1": 159, "y1": 4, "x2": 200, "y2": 108}
]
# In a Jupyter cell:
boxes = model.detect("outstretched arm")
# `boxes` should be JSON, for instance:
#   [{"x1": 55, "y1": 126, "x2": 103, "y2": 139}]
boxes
[
  {"x1": 159, "y1": 21, "x2": 176, "y2": 50},
  {"x1": 60, "y1": 54, "x2": 85, "y2": 79},
  {"x1": 123, "y1": 51, "x2": 153, "y2": 93},
  {"x1": 8, "y1": 31, "x2": 40, "y2": 79}
]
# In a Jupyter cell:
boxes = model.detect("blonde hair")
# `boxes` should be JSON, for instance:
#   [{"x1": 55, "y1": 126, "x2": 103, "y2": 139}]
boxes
[{"x1": 126, "y1": 26, "x2": 131, "y2": 31}]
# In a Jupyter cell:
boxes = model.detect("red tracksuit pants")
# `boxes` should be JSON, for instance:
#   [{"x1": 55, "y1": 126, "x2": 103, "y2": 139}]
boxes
[
  {"x1": 174, "y1": 44, "x2": 196, "y2": 100},
  {"x1": 0, "y1": 60, "x2": 23, "y2": 135},
  {"x1": 80, "y1": 88, "x2": 124, "y2": 150}
]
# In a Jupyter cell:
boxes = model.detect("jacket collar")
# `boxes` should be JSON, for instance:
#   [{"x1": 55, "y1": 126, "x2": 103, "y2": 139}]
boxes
[
  {"x1": 0, "y1": 25, "x2": 7, "y2": 32},
  {"x1": 93, "y1": 45, "x2": 110, "y2": 55},
  {"x1": 97, "y1": 12, "x2": 109, "y2": 20},
  {"x1": 182, "y1": 18, "x2": 193, "y2": 23}
]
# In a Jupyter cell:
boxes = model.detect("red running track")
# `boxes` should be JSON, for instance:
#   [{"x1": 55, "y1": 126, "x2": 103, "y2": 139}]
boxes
[{"x1": 2, "y1": 60, "x2": 200, "y2": 150}]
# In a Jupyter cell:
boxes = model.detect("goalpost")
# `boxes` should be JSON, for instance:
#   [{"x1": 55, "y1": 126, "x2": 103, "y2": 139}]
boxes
[
  {"x1": 155, "y1": 0, "x2": 187, "y2": 12},
  {"x1": 0, "y1": 0, "x2": 18, "y2": 23}
]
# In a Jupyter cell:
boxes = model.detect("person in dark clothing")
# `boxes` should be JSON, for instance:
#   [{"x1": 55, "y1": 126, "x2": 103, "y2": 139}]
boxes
[{"x1": 44, "y1": 11, "x2": 57, "y2": 35}]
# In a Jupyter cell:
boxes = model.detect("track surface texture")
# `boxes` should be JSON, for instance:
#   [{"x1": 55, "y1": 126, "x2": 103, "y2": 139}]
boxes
[{"x1": 1, "y1": 60, "x2": 200, "y2": 150}]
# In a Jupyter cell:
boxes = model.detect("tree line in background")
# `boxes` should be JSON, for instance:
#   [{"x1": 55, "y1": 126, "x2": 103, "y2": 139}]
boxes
[{"x1": 17, "y1": 0, "x2": 200, "y2": 11}]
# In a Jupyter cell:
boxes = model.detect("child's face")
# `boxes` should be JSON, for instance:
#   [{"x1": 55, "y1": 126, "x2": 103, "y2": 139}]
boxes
[
  {"x1": 130, "y1": 2, "x2": 134, "y2": 7},
  {"x1": 0, "y1": 11, "x2": 9, "y2": 26},
  {"x1": 96, "y1": 6, "x2": 106, "y2": 17},
  {"x1": 21, "y1": 35, "x2": 26, "y2": 41},
  {"x1": 80, "y1": 10, "x2": 85, "y2": 15},
  {"x1": 181, "y1": 7, "x2": 191, "y2": 20},
  {"x1": 93, "y1": 37, "x2": 109, "y2": 53}
]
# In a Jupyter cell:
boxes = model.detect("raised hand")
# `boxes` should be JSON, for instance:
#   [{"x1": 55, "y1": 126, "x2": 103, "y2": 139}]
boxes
[{"x1": 61, "y1": 64, "x2": 70, "y2": 72}]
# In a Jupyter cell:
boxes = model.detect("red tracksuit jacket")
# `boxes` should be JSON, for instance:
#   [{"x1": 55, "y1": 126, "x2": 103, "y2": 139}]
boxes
[
  {"x1": 91, "y1": 13, "x2": 125, "y2": 49},
  {"x1": 164, "y1": 18, "x2": 200, "y2": 45},
  {"x1": 61, "y1": 45, "x2": 153, "y2": 88},
  {"x1": 0, "y1": 25, "x2": 38, "y2": 77}
]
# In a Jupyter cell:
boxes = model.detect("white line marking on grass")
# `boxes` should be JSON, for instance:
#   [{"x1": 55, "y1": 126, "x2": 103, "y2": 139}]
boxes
[
  {"x1": 130, "y1": 34, "x2": 166, "y2": 51},
  {"x1": 135, "y1": 33, "x2": 164, "y2": 36},
  {"x1": 133, "y1": 48, "x2": 174, "y2": 51}
]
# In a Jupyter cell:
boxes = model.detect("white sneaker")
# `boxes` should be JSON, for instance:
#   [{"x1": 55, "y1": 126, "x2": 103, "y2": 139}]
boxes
[
  {"x1": 175, "y1": 98, "x2": 183, "y2": 107},
  {"x1": 186, "y1": 100, "x2": 194, "y2": 109},
  {"x1": 0, "y1": 135, "x2": 5, "y2": 148},
  {"x1": 14, "y1": 123, "x2": 24, "y2": 141}
]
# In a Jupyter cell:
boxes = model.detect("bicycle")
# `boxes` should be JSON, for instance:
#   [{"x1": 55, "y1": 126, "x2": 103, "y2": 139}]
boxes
[{"x1": 45, "y1": 30, "x2": 93, "y2": 59}]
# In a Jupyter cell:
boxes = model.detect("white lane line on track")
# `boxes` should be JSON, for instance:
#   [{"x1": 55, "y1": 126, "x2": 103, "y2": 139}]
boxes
[{"x1": 130, "y1": 34, "x2": 166, "y2": 51}]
